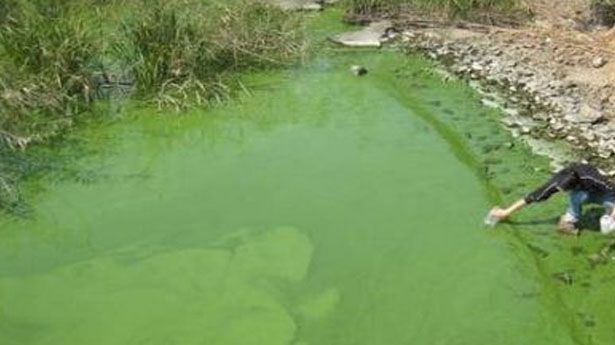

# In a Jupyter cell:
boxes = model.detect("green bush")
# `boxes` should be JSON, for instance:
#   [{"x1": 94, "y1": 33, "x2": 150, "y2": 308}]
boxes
[{"x1": 591, "y1": 0, "x2": 615, "y2": 26}]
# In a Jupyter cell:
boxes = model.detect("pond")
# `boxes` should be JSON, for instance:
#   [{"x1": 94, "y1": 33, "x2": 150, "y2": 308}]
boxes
[{"x1": 0, "y1": 50, "x2": 582, "y2": 344}]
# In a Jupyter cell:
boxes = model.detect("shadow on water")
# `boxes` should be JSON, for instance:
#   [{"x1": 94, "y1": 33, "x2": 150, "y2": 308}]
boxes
[
  {"x1": 509, "y1": 206, "x2": 615, "y2": 233},
  {"x1": 578, "y1": 208, "x2": 605, "y2": 233},
  {"x1": 505, "y1": 210, "x2": 611, "y2": 233},
  {"x1": 505, "y1": 217, "x2": 559, "y2": 227}
]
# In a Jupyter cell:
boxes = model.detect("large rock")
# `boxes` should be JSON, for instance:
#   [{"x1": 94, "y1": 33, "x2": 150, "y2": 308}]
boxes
[
  {"x1": 330, "y1": 21, "x2": 393, "y2": 48},
  {"x1": 564, "y1": 104, "x2": 605, "y2": 124}
]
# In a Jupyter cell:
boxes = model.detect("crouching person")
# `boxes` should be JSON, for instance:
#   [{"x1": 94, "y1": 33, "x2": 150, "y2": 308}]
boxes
[{"x1": 489, "y1": 163, "x2": 615, "y2": 235}]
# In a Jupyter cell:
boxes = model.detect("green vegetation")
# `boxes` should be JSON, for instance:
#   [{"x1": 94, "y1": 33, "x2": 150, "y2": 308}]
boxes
[
  {"x1": 115, "y1": 1, "x2": 305, "y2": 109},
  {"x1": 0, "y1": 2, "x2": 101, "y2": 147},
  {"x1": 341, "y1": 0, "x2": 531, "y2": 23},
  {"x1": 0, "y1": 1, "x2": 103, "y2": 212},
  {"x1": 591, "y1": 0, "x2": 615, "y2": 26},
  {"x1": 0, "y1": 0, "x2": 305, "y2": 144},
  {"x1": 0, "y1": 0, "x2": 306, "y2": 213}
]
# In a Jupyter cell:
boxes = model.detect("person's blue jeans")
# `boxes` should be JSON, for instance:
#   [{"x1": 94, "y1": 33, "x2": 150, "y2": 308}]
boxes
[{"x1": 565, "y1": 190, "x2": 615, "y2": 222}]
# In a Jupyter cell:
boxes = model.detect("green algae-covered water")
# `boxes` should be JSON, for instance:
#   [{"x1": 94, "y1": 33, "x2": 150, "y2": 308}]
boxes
[{"x1": 0, "y1": 51, "x2": 586, "y2": 344}]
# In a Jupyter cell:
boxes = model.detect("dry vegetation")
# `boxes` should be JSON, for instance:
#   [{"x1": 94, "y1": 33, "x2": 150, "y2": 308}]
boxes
[{"x1": 341, "y1": 0, "x2": 533, "y2": 25}]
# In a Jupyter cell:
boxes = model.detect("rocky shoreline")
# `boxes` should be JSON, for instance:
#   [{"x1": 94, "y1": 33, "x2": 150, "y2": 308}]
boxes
[
  {"x1": 334, "y1": 17, "x2": 615, "y2": 173},
  {"x1": 400, "y1": 28, "x2": 614, "y2": 169}
]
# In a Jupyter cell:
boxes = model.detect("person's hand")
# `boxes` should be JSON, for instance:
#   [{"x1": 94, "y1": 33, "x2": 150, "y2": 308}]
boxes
[{"x1": 489, "y1": 207, "x2": 510, "y2": 220}]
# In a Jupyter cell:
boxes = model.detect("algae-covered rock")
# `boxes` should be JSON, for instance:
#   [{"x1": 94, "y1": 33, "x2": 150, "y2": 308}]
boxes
[{"x1": 350, "y1": 65, "x2": 368, "y2": 76}]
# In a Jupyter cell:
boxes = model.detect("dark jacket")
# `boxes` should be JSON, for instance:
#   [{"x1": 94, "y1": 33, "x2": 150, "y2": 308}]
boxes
[{"x1": 524, "y1": 163, "x2": 615, "y2": 204}]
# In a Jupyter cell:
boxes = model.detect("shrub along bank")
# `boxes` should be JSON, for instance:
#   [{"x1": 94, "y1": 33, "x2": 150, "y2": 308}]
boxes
[
  {"x1": 0, "y1": 0, "x2": 306, "y2": 213},
  {"x1": 341, "y1": 0, "x2": 532, "y2": 24},
  {"x1": 115, "y1": 1, "x2": 306, "y2": 110}
]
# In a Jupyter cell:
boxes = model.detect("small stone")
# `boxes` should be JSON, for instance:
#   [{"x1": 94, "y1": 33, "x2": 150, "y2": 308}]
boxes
[
  {"x1": 402, "y1": 31, "x2": 416, "y2": 39},
  {"x1": 598, "y1": 149, "x2": 612, "y2": 159},
  {"x1": 582, "y1": 131, "x2": 596, "y2": 141},
  {"x1": 350, "y1": 65, "x2": 368, "y2": 76},
  {"x1": 471, "y1": 63, "x2": 484, "y2": 71},
  {"x1": 481, "y1": 98, "x2": 499, "y2": 108},
  {"x1": 592, "y1": 56, "x2": 607, "y2": 68},
  {"x1": 566, "y1": 135, "x2": 579, "y2": 143}
]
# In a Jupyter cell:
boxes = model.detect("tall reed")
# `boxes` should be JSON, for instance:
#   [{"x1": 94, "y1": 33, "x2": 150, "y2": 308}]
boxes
[
  {"x1": 115, "y1": 0, "x2": 306, "y2": 109},
  {"x1": 0, "y1": 1, "x2": 102, "y2": 147}
]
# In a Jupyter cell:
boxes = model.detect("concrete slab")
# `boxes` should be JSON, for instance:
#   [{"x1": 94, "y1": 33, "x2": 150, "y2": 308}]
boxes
[{"x1": 330, "y1": 21, "x2": 393, "y2": 48}]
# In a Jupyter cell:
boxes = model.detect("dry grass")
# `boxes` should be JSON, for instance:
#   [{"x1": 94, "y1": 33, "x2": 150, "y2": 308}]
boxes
[
  {"x1": 0, "y1": 2, "x2": 101, "y2": 150},
  {"x1": 342, "y1": 0, "x2": 533, "y2": 24}
]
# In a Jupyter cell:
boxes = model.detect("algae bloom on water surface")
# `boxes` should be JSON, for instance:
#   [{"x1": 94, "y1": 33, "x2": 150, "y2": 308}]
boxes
[{"x1": 0, "y1": 48, "x2": 600, "y2": 344}]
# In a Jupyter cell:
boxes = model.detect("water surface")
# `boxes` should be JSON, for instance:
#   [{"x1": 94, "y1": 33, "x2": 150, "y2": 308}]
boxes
[{"x1": 0, "y1": 52, "x2": 576, "y2": 344}]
